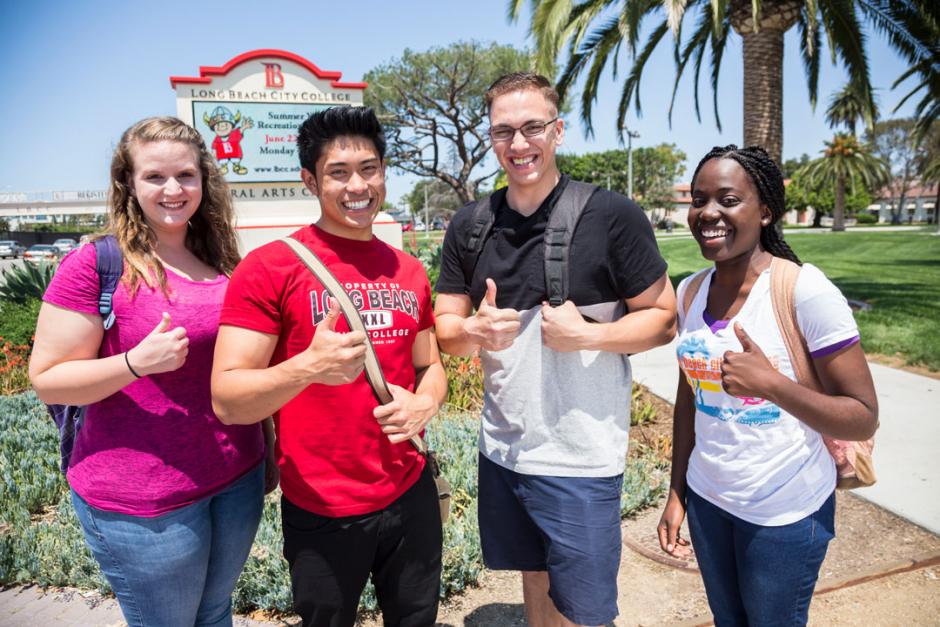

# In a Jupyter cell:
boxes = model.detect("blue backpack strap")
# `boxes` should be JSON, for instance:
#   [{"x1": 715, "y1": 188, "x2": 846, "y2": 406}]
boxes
[
  {"x1": 93, "y1": 235, "x2": 123, "y2": 330},
  {"x1": 543, "y1": 180, "x2": 597, "y2": 306},
  {"x1": 460, "y1": 187, "x2": 506, "y2": 290}
]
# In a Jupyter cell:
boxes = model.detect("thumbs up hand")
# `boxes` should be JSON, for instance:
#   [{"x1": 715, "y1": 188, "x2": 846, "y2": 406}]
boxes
[
  {"x1": 720, "y1": 322, "x2": 776, "y2": 398},
  {"x1": 304, "y1": 298, "x2": 367, "y2": 386},
  {"x1": 126, "y1": 312, "x2": 189, "y2": 376},
  {"x1": 464, "y1": 278, "x2": 520, "y2": 352}
]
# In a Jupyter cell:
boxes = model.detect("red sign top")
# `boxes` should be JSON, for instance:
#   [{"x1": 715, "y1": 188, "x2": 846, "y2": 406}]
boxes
[{"x1": 169, "y1": 49, "x2": 367, "y2": 90}]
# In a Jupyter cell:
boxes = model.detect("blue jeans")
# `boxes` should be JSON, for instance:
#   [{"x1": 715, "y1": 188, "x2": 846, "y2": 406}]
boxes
[
  {"x1": 686, "y1": 488, "x2": 835, "y2": 627},
  {"x1": 71, "y1": 463, "x2": 264, "y2": 627}
]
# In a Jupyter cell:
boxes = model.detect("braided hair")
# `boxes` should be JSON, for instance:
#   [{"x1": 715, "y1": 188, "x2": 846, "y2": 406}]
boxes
[{"x1": 690, "y1": 145, "x2": 801, "y2": 265}]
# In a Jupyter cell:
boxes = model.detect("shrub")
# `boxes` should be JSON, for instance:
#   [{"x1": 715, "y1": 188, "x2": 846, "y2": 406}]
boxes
[
  {"x1": 0, "y1": 298, "x2": 41, "y2": 348},
  {"x1": 855, "y1": 212, "x2": 878, "y2": 224},
  {"x1": 0, "y1": 298, "x2": 42, "y2": 395},
  {"x1": 631, "y1": 383, "x2": 656, "y2": 426},
  {"x1": 0, "y1": 397, "x2": 668, "y2": 617},
  {"x1": 443, "y1": 354, "x2": 484, "y2": 412},
  {"x1": 0, "y1": 262, "x2": 56, "y2": 304}
]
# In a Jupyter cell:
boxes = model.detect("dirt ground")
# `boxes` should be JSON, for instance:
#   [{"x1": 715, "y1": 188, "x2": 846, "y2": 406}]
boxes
[
  {"x1": 369, "y1": 388, "x2": 940, "y2": 626},
  {"x1": 407, "y1": 491, "x2": 940, "y2": 627}
]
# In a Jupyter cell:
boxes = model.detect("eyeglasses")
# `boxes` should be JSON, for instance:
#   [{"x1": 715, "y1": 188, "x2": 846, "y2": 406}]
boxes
[{"x1": 488, "y1": 118, "x2": 559, "y2": 142}]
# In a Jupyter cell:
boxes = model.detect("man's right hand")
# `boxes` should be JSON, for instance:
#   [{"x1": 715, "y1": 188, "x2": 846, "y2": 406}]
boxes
[
  {"x1": 463, "y1": 278, "x2": 520, "y2": 352},
  {"x1": 305, "y1": 299, "x2": 367, "y2": 385}
]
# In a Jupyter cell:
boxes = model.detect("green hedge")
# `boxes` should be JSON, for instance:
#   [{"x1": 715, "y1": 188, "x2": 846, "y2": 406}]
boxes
[
  {"x1": 0, "y1": 394, "x2": 666, "y2": 616},
  {"x1": 0, "y1": 298, "x2": 42, "y2": 347}
]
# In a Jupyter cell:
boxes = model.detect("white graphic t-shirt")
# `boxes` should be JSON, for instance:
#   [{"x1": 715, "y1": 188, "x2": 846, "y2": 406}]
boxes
[{"x1": 677, "y1": 263, "x2": 859, "y2": 525}]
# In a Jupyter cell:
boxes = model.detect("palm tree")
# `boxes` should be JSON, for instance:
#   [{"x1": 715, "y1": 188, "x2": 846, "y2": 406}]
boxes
[
  {"x1": 825, "y1": 82, "x2": 879, "y2": 136},
  {"x1": 509, "y1": 0, "x2": 937, "y2": 164},
  {"x1": 798, "y1": 134, "x2": 890, "y2": 231}
]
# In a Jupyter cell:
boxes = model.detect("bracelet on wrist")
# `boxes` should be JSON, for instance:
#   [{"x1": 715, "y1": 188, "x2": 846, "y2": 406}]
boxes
[{"x1": 124, "y1": 351, "x2": 143, "y2": 378}]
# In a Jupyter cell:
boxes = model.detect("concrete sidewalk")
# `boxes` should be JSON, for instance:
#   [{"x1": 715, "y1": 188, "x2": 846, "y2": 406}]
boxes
[{"x1": 631, "y1": 340, "x2": 940, "y2": 535}]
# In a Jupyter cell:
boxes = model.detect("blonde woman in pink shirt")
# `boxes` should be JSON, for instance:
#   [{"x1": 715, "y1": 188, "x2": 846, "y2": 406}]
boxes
[{"x1": 29, "y1": 117, "x2": 275, "y2": 627}]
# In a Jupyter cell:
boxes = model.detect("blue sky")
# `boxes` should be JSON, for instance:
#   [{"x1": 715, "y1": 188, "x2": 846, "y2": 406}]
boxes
[{"x1": 0, "y1": 0, "x2": 918, "y2": 205}]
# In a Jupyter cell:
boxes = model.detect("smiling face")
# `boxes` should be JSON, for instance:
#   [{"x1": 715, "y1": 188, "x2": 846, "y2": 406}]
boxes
[
  {"x1": 128, "y1": 140, "x2": 202, "y2": 239},
  {"x1": 489, "y1": 88, "x2": 564, "y2": 193},
  {"x1": 214, "y1": 120, "x2": 234, "y2": 136},
  {"x1": 689, "y1": 158, "x2": 772, "y2": 264},
  {"x1": 302, "y1": 135, "x2": 385, "y2": 241}
]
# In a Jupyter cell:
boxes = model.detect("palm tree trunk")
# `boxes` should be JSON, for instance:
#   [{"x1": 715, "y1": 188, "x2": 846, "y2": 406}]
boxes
[
  {"x1": 833, "y1": 175, "x2": 846, "y2": 232},
  {"x1": 741, "y1": 28, "x2": 785, "y2": 165}
]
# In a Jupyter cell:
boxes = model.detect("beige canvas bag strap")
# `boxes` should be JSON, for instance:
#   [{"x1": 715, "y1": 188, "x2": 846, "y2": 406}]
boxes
[
  {"x1": 769, "y1": 257, "x2": 822, "y2": 392},
  {"x1": 280, "y1": 236, "x2": 428, "y2": 455}
]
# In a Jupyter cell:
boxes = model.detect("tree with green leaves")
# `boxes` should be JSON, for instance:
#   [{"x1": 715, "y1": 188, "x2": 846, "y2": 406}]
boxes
[
  {"x1": 509, "y1": 0, "x2": 937, "y2": 164},
  {"x1": 786, "y1": 169, "x2": 873, "y2": 227},
  {"x1": 403, "y1": 179, "x2": 463, "y2": 219},
  {"x1": 912, "y1": 121, "x2": 940, "y2": 231},
  {"x1": 866, "y1": 117, "x2": 923, "y2": 224},
  {"x1": 798, "y1": 134, "x2": 889, "y2": 231},
  {"x1": 364, "y1": 42, "x2": 533, "y2": 204},
  {"x1": 780, "y1": 154, "x2": 811, "y2": 179},
  {"x1": 555, "y1": 143, "x2": 686, "y2": 213}
]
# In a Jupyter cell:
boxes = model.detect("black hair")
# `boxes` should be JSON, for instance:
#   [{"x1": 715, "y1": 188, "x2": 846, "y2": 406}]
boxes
[
  {"x1": 296, "y1": 106, "x2": 387, "y2": 174},
  {"x1": 690, "y1": 144, "x2": 802, "y2": 265}
]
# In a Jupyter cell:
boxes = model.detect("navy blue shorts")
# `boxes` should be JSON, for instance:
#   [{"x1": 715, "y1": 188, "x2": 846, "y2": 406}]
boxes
[{"x1": 478, "y1": 453, "x2": 623, "y2": 625}]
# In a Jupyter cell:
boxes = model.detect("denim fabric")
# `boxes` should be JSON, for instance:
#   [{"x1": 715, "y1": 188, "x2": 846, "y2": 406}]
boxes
[
  {"x1": 686, "y1": 488, "x2": 836, "y2": 627},
  {"x1": 71, "y1": 463, "x2": 264, "y2": 627},
  {"x1": 477, "y1": 453, "x2": 624, "y2": 625}
]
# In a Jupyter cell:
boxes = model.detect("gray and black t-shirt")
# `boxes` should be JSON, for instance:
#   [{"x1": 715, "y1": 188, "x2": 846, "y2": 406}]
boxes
[{"x1": 436, "y1": 176, "x2": 667, "y2": 477}]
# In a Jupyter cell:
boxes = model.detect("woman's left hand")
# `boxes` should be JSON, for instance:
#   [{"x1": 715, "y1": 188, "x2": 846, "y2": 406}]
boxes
[{"x1": 721, "y1": 322, "x2": 784, "y2": 399}]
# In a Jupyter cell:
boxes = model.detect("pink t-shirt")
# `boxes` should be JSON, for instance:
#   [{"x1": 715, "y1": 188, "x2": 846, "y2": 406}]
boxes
[{"x1": 43, "y1": 243, "x2": 264, "y2": 516}]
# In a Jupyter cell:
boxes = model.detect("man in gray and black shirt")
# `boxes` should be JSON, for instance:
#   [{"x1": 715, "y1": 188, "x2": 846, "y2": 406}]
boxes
[{"x1": 434, "y1": 72, "x2": 676, "y2": 627}]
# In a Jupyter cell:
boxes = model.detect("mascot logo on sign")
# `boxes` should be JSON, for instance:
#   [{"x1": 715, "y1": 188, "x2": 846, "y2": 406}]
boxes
[{"x1": 203, "y1": 106, "x2": 254, "y2": 175}]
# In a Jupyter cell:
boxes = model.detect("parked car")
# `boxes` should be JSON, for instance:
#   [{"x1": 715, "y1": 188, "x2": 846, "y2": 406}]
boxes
[
  {"x1": 24, "y1": 244, "x2": 61, "y2": 264},
  {"x1": 0, "y1": 240, "x2": 25, "y2": 259},
  {"x1": 52, "y1": 238, "x2": 78, "y2": 253}
]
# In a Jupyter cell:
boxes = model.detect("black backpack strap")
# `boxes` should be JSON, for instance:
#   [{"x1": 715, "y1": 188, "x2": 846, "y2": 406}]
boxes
[
  {"x1": 460, "y1": 188, "x2": 506, "y2": 290},
  {"x1": 93, "y1": 235, "x2": 124, "y2": 330},
  {"x1": 543, "y1": 180, "x2": 597, "y2": 306}
]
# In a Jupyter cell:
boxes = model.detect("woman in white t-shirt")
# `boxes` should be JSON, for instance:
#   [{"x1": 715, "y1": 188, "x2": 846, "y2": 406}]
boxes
[{"x1": 656, "y1": 145, "x2": 878, "y2": 626}]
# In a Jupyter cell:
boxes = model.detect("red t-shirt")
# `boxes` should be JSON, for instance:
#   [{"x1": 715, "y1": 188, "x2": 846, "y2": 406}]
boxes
[
  {"x1": 220, "y1": 225, "x2": 434, "y2": 516},
  {"x1": 212, "y1": 128, "x2": 243, "y2": 160}
]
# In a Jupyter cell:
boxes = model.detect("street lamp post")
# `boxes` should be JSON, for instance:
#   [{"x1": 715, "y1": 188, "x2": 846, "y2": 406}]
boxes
[{"x1": 624, "y1": 128, "x2": 640, "y2": 199}]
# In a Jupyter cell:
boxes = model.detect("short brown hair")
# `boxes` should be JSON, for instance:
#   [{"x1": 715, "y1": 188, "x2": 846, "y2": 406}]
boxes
[{"x1": 484, "y1": 72, "x2": 559, "y2": 114}]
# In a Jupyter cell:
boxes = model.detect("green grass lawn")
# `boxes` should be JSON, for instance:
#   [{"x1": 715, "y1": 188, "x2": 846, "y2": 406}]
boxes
[{"x1": 657, "y1": 231, "x2": 940, "y2": 371}]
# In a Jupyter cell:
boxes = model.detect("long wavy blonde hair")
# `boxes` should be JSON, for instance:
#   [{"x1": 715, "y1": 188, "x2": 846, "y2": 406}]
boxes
[{"x1": 105, "y1": 116, "x2": 240, "y2": 297}]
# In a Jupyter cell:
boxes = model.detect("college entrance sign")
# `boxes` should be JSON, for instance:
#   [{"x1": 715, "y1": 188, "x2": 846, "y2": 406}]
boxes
[
  {"x1": 170, "y1": 50, "x2": 399, "y2": 249},
  {"x1": 172, "y1": 49, "x2": 365, "y2": 185}
]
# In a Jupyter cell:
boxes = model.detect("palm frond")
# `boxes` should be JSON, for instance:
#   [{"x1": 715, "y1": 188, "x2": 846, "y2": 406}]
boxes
[
  {"x1": 616, "y1": 18, "x2": 670, "y2": 126},
  {"x1": 708, "y1": 8, "x2": 729, "y2": 130},
  {"x1": 819, "y1": 0, "x2": 874, "y2": 106},
  {"x1": 531, "y1": 0, "x2": 577, "y2": 76},
  {"x1": 666, "y1": 5, "x2": 710, "y2": 126},
  {"x1": 797, "y1": 7, "x2": 822, "y2": 109},
  {"x1": 709, "y1": 0, "x2": 728, "y2": 38},
  {"x1": 665, "y1": 0, "x2": 690, "y2": 34},
  {"x1": 578, "y1": 16, "x2": 629, "y2": 135}
]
